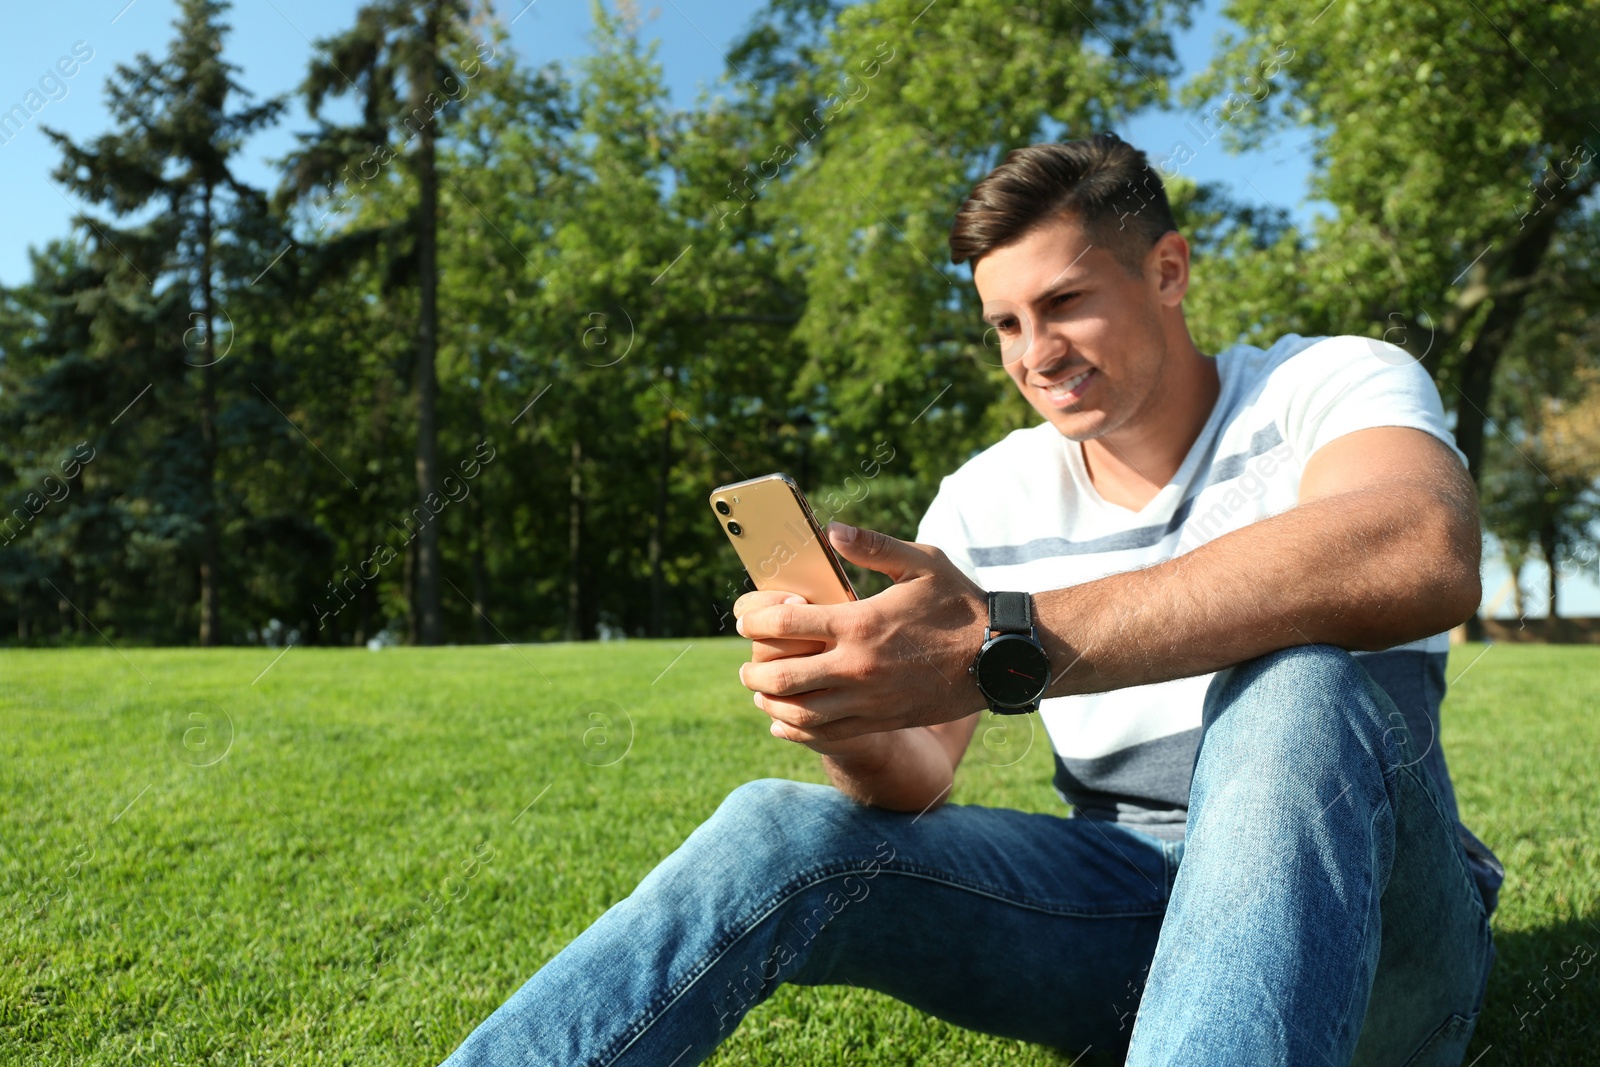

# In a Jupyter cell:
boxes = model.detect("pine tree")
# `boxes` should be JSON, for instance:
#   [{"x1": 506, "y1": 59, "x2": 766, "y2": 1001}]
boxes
[{"x1": 39, "y1": 0, "x2": 282, "y2": 645}]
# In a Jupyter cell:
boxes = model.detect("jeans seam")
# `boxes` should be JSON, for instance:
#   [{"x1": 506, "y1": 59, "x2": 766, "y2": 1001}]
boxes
[
  {"x1": 867, "y1": 865, "x2": 1169, "y2": 918},
  {"x1": 1395, "y1": 757, "x2": 1497, "y2": 1020},
  {"x1": 1332, "y1": 678, "x2": 1406, "y2": 1053},
  {"x1": 1395, "y1": 760, "x2": 1492, "y2": 925},
  {"x1": 1329, "y1": 799, "x2": 1390, "y2": 1053}
]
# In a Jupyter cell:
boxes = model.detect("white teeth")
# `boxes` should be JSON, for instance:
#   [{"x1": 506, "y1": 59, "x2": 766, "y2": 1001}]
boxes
[{"x1": 1045, "y1": 369, "x2": 1092, "y2": 396}]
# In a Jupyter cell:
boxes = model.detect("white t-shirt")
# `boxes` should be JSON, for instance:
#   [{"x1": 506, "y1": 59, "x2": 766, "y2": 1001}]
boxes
[{"x1": 916, "y1": 333, "x2": 1467, "y2": 838}]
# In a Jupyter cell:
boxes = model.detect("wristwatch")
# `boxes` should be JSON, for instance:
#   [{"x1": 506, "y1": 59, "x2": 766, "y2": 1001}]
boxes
[{"x1": 969, "y1": 591, "x2": 1051, "y2": 714}]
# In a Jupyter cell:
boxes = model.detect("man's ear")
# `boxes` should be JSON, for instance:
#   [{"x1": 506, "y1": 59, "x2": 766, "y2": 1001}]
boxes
[{"x1": 1150, "y1": 230, "x2": 1190, "y2": 307}]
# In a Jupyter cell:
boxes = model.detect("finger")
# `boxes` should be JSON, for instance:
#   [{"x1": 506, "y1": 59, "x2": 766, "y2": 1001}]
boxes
[
  {"x1": 756, "y1": 683, "x2": 913, "y2": 741},
  {"x1": 770, "y1": 718, "x2": 874, "y2": 745},
  {"x1": 761, "y1": 697, "x2": 880, "y2": 745},
  {"x1": 771, "y1": 723, "x2": 891, "y2": 760},
  {"x1": 741, "y1": 651, "x2": 842, "y2": 697},
  {"x1": 768, "y1": 716, "x2": 877, "y2": 748},
  {"x1": 826, "y1": 522, "x2": 937, "y2": 584},
  {"x1": 755, "y1": 688, "x2": 844, "y2": 734},
  {"x1": 733, "y1": 589, "x2": 806, "y2": 620},
  {"x1": 751, "y1": 636, "x2": 827, "y2": 662},
  {"x1": 737, "y1": 600, "x2": 838, "y2": 641}
]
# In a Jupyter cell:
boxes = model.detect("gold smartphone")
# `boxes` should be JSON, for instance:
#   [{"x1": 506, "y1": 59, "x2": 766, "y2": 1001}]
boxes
[{"x1": 710, "y1": 473, "x2": 857, "y2": 605}]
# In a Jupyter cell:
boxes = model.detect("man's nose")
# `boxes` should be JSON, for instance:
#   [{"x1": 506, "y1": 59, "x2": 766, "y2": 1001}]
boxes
[{"x1": 1017, "y1": 319, "x2": 1067, "y2": 372}]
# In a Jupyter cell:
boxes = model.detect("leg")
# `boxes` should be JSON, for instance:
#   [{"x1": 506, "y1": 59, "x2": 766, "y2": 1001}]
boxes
[
  {"x1": 1127, "y1": 645, "x2": 1494, "y2": 1066},
  {"x1": 442, "y1": 777, "x2": 1176, "y2": 1066}
]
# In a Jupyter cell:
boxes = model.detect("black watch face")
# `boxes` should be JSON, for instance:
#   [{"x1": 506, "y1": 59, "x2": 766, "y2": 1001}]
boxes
[{"x1": 975, "y1": 634, "x2": 1050, "y2": 708}]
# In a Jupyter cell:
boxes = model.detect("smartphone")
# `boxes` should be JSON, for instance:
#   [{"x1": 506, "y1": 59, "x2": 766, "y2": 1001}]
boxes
[{"x1": 710, "y1": 474, "x2": 857, "y2": 605}]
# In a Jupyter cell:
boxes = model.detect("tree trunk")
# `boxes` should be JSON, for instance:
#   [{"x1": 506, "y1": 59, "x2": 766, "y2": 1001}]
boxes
[
  {"x1": 354, "y1": 578, "x2": 372, "y2": 646},
  {"x1": 411, "y1": 4, "x2": 444, "y2": 645},
  {"x1": 471, "y1": 474, "x2": 490, "y2": 643},
  {"x1": 1450, "y1": 299, "x2": 1524, "y2": 484},
  {"x1": 648, "y1": 411, "x2": 672, "y2": 637},
  {"x1": 1509, "y1": 553, "x2": 1527, "y2": 620},
  {"x1": 566, "y1": 437, "x2": 586, "y2": 642},
  {"x1": 1439, "y1": 197, "x2": 1568, "y2": 483},
  {"x1": 405, "y1": 541, "x2": 417, "y2": 645},
  {"x1": 198, "y1": 182, "x2": 221, "y2": 646},
  {"x1": 1539, "y1": 524, "x2": 1559, "y2": 619},
  {"x1": 469, "y1": 383, "x2": 490, "y2": 643}
]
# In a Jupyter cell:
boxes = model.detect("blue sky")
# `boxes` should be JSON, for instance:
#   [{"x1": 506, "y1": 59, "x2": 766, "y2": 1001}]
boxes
[
  {"x1": 0, "y1": 0, "x2": 1320, "y2": 287},
  {"x1": 1, "y1": 0, "x2": 1588, "y2": 615}
]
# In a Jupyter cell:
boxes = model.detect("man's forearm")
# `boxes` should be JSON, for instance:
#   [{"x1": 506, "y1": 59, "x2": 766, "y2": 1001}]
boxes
[
  {"x1": 736, "y1": 429, "x2": 1483, "y2": 747},
  {"x1": 1036, "y1": 481, "x2": 1481, "y2": 699},
  {"x1": 819, "y1": 727, "x2": 954, "y2": 813}
]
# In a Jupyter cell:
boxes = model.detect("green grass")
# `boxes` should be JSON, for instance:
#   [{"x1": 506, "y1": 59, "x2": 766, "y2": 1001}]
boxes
[{"x1": 0, "y1": 641, "x2": 1594, "y2": 1065}]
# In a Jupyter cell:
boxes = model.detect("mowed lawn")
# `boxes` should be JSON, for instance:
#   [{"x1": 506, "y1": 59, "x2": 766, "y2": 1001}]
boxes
[{"x1": 1, "y1": 641, "x2": 1595, "y2": 1065}]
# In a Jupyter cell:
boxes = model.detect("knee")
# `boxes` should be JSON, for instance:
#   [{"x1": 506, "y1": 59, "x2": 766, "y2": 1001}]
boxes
[
  {"x1": 693, "y1": 778, "x2": 854, "y2": 877},
  {"x1": 1209, "y1": 643, "x2": 1362, "y2": 707},
  {"x1": 717, "y1": 776, "x2": 841, "y2": 820},
  {"x1": 1188, "y1": 646, "x2": 1403, "y2": 869},
  {"x1": 1201, "y1": 644, "x2": 1389, "y2": 758}
]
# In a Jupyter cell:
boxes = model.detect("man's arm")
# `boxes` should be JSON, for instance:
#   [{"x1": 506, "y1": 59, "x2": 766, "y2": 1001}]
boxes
[
  {"x1": 813, "y1": 714, "x2": 980, "y2": 813},
  {"x1": 738, "y1": 426, "x2": 1481, "y2": 744},
  {"x1": 1031, "y1": 425, "x2": 1482, "y2": 697}
]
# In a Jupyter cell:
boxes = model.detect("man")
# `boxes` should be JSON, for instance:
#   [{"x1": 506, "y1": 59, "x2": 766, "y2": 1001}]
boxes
[{"x1": 443, "y1": 134, "x2": 1500, "y2": 1066}]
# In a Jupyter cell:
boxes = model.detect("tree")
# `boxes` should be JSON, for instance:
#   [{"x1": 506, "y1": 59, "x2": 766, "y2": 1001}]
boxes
[
  {"x1": 435, "y1": 28, "x2": 576, "y2": 640},
  {"x1": 535, "y1": 0, "x2": 798, "y2": 640},
  {"x1": 1189, "y1": 0, "x2": 1600, "y2": 483},
  {"x1": 34, "y1": 0, "x2": 282, "y2": 645},
  {"x1": 738, "y1": 0, "x2": 1201, "y2": 500},
  {"x1": 1479, "y1": 215, "x2": 1600, "y2": 617},
  {"x1": 0, "y1": 239, "x2": 108, "y2": 642},
  {"x1": 285, "y1": 0, "x2": 479, "y2": 645}
]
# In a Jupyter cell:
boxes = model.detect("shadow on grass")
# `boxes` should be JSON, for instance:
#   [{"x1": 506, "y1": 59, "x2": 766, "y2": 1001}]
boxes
[{"x1": 1469, "y1": 912, "x2": 1600, "y2": 1065}]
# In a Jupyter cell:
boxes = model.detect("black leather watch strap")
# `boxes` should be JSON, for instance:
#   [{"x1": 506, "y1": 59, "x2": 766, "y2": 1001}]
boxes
[{"x1": 988, "y1": 590, "x2": 1032, "y2": 634}]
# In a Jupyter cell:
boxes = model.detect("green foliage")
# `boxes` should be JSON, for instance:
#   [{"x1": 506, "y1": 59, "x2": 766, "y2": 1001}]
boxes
[
  {"x1": 766, "y1": 0, "x2": 1199, "y2": 485},
  {"x1": 1190, "y1": 0, "x2": 1600, "y2": 484},
  {"x1": 1479, "y1": 216, "x2": 1600, "y2": 613},
  {"x1": 1, "y1": 0, "x2": 284, "y2": 645},
  {"x1": 2, "y1": 0, "x2": 1597, "y2": 644}
]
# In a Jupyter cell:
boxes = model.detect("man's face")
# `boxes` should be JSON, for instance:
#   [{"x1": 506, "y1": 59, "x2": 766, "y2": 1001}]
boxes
[{"x1": 972, "y1": 215, "x2": 1175, "y2": 443}]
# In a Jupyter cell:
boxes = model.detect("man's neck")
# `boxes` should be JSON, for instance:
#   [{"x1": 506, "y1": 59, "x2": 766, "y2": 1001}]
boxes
[{"x1": 1082, "y1": 347, "x2": 1220, "y2": 511}]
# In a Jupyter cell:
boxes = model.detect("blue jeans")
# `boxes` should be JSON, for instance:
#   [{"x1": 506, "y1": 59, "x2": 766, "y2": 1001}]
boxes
[{"x1": 443, "y1": 646, "x2": 1495, "y2": 1065}]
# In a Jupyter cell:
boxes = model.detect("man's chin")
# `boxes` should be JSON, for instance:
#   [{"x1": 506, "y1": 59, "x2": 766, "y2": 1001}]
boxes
[{"x1": 1039, "y1": 406, "x2": 1109, "y2": 442}]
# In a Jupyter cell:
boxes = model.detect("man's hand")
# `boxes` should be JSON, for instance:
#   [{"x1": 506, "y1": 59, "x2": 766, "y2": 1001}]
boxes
[
  {"x1": 731, "y1": 588, "x2": 874, "y2": 758},
  {"x1": 731, "y1": 554, "x2": 985, "y2": 814},
  {"x1": 734, "y1": 523, "x2": 989, "y2": 746}
]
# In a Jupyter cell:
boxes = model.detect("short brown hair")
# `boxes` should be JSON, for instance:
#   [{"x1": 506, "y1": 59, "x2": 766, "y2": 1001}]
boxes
[{"x1": 948, "y1": 133, "x2": 1176, "y2": 275}]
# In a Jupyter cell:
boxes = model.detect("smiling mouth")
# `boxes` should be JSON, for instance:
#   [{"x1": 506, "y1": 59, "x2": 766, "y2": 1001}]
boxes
[{"x1": 1038, "y1": 367, "x2": 1096, "y2": 403}]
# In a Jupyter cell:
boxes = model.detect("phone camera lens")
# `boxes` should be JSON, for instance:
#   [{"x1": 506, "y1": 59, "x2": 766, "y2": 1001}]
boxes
[
  {"x1": 715, "y1": 500, "x2": 731, "y2": 516},
  {"x1": 727, "y1": 520, "x2": 743, "y2": 536}
]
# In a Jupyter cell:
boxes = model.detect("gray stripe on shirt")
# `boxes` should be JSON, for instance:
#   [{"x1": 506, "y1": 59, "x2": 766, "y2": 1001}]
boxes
[{"x1": 969, "y1": 422, "x2": 1285, "y2": 567}]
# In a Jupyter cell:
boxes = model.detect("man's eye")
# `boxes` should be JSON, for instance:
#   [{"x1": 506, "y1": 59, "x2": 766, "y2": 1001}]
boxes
[
  {"x1": 1052, "y1": 292, "x2": 1080, "y2": 306},
  {"x1": 994, "y1": 321, "x2": 1018, "y2": 334}
]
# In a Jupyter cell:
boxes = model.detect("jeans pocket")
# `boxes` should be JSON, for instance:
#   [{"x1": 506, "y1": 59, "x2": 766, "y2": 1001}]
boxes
[{"x1": 1400, "y1": 1012, "x2": 1478, "y2": 1067}]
